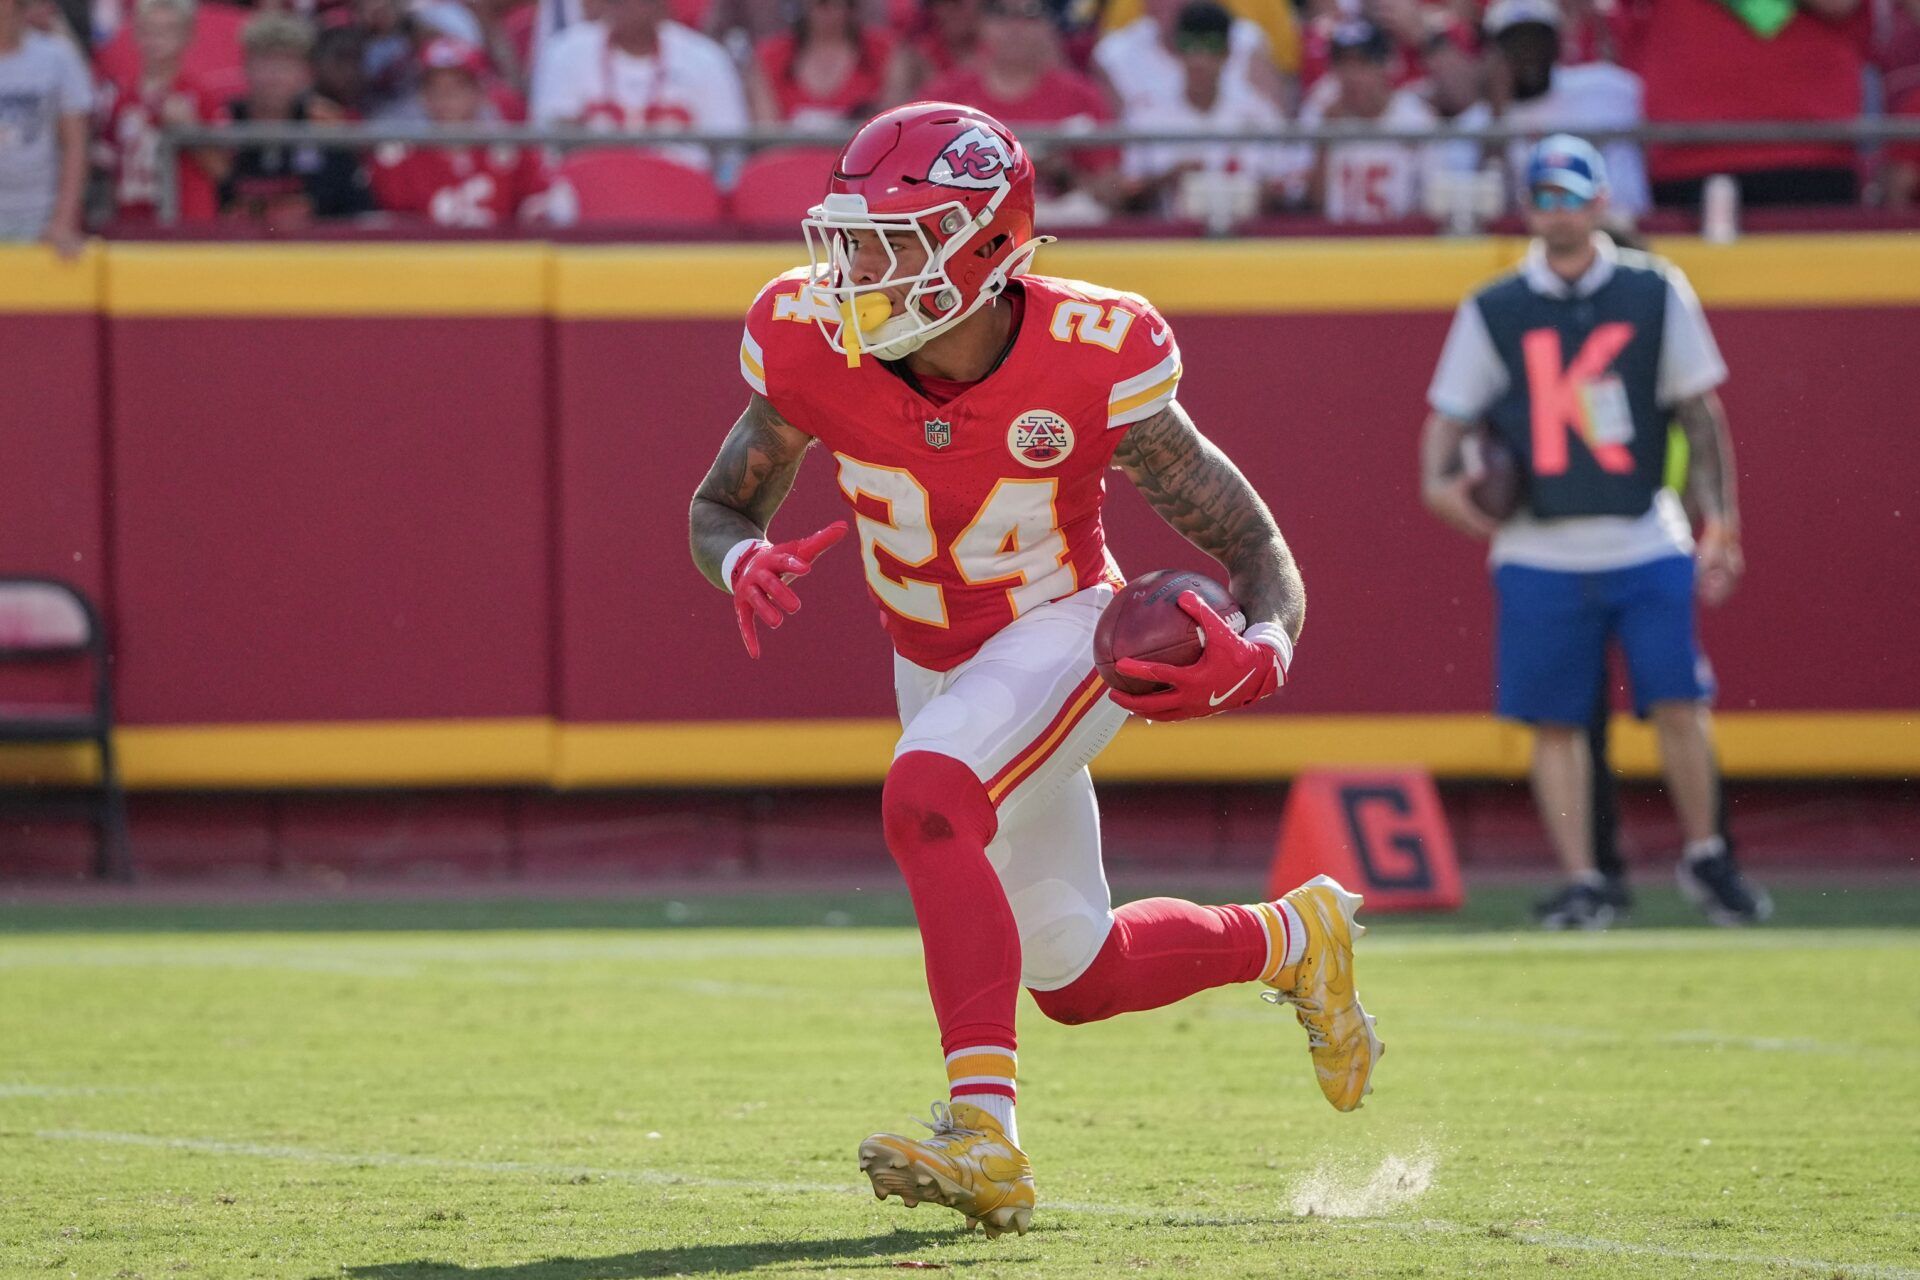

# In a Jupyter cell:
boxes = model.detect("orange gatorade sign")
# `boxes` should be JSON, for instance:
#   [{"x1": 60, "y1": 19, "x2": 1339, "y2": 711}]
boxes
[{"x1": 1266, "y1": 769, "x2": 1464, "y2": 913}]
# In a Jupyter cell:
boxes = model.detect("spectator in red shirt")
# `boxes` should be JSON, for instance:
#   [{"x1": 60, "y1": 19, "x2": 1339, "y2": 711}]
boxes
[
  {"x1": 95, "y1": 0, "x2": 229, "y2": 223},
  {"x1": 370, "y1": 36, "x2": 564, "y2": 225},
  {"x1": 923, "y1": 0, "x2": 1118, "y2": 204},
  {"x1": 95, "y1": 0, "x2": 247, "y2": 104},
  {"x1": 748, "y1": 0, "x2": 892, "y2": 126},
  {"x1": 1619, "y1": 0, "x2": 1869, "y2": 207},
  {"x1": 885, "y1": 0, "x2": 984, "y2": 104}
]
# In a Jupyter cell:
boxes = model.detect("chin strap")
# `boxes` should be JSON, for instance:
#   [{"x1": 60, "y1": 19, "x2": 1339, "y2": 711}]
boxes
[
  {"x1": 838, "y1": 233, "x2": 1056, "y2": 364},
  {"x1": 983, "y1": 236, "x2": 1054, "y2": 300},
  {"x1": 881, "y1": 234, "x2": 1055, "y2": 360}
]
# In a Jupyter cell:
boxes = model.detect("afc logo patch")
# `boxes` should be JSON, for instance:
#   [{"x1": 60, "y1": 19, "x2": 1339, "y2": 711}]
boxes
[
  {"x1": 924, "y1": 418, "x2": 951, "y2": 450},
  {"x1": 1007, "y1": 409, "x2": 1073, "y2": 468}
]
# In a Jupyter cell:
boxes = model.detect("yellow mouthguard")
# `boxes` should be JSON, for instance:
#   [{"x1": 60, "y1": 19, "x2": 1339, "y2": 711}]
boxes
[
  {"x1": 855, "y1": 294, "x2": 892, "y2": 331},
  {"x1": 839, "y1": 294, "x2": 895, "y2": 368}
]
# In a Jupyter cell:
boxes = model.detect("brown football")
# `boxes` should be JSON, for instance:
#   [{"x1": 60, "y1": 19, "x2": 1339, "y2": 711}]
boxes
[
  {"x1": 1464, "y1": 426, "x2": 1524, "y2": 522},
  {"x1": 1094, "y1": 569, "x2": 1246, "y2": 696}
]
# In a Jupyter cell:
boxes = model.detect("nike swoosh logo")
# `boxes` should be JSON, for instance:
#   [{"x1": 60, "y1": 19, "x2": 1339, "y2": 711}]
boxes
[
  {"x1": 1150, "y1": 326, "x2": 1172, "y2": 346},
  {"x1": 1209, "y1": 671, "x2": 1254, "y2": 707}
]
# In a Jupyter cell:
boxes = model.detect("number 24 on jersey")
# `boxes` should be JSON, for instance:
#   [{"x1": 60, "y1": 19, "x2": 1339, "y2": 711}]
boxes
[{"x1": 835, "y1": 456, "x2": 1075, "y2": 627}]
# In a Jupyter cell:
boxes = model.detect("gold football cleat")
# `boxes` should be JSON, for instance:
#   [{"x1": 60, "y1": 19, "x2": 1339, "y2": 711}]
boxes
[
  {"x1": 858, "y1": 1102, "x2": 1035, "y2": 1238},
  {"x1": 1263, "y1": 874, "x2": 1384, "y2": 1112}
]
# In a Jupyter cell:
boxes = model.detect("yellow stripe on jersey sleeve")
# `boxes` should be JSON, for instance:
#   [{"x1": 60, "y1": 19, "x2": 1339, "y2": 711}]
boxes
[
  {"x1": 740, "y1": 329, "x2": 768, "y2": 395},
  {"x1": 1108, "y1": 347, "x2": 1183, "y2": 427},
  {"x1": 1108, "y1": 368, "x2": 1182, "y2": 426}
]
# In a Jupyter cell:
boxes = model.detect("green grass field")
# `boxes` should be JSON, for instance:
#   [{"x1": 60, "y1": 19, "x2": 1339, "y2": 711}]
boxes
[{"x1": 2, "y1": 884, "x2": 1917, "y2": 1279}]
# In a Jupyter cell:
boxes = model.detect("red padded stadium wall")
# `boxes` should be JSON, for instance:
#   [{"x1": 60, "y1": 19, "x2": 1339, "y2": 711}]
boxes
[
  {"x1": 558, "y1": 306, "x2": 1920, "y2": 721},
  {"x1": 0, "y1": 309, "x2": 105, "y2": 712},
  {"x1": 555, "y1": 318, "x2": 896, "y2": 724},
  {"x1": 4, "y1": 240, "x2": 1916, "y2": 799},
  {"x1": 105, "y1": 316, "x2": 553, "y2": 724}
]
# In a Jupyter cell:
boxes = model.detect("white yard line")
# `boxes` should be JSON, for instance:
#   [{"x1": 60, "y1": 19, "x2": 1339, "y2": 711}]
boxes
[{"x1": 28, "y1": 1129, "x2": 1920, "y2": 1278}]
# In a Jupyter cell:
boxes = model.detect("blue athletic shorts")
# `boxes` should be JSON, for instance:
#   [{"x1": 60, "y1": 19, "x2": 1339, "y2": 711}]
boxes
[{"x1": 1493, "y1": 555, "x2": 1714, "y2": 726}]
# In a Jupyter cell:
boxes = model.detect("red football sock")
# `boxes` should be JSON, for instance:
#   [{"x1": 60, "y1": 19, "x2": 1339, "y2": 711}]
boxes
[
  {"x1": 1028, "y1": 896, "x2": 1272, "y2": 1026},
  {"x1": 881, "y1": 751, "x2": 1020, "y2": 1090}
]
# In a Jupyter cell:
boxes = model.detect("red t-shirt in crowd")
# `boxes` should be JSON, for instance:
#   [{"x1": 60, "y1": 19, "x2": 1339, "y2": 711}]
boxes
[
  {"x1": 369, "y1": 142, "x2": 555, "y2": 227},
  {"x1": 95, "y1": 1, "x2": 248, "y2": 103},
  {"x1": 95, "y1": 72, "x2": 227, "y2": 222},
  {"x1": 756, "y1": 30, "x2": 894, "y2": 124},
  {"x1": 920, "y1": 64, "x2": 1118, "y2": 173},
  {"x1": 1619, "y1": 0, "x2": 1868, "y2": 182}
]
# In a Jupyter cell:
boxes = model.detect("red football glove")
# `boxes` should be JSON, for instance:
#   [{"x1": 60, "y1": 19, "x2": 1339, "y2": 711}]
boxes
[
  {"x1": 728, "y1": 521, "x2": 849, "y2": 659},
  {"x1": 1109, "y1": 591, "x2": 1293, "y2": 722}
]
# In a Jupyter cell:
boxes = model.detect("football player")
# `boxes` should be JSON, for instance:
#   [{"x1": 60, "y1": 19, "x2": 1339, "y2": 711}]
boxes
[{"x1": 688, "y1": 102, "x2": 1382, "y2": 1238}]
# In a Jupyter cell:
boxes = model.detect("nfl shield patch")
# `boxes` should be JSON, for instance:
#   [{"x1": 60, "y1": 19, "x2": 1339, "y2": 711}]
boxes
[{"x1": 924, "y1": 418, "x2": 952, "y2": 450}]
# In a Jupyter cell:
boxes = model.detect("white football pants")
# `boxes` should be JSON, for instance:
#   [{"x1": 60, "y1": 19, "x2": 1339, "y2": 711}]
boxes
[{"x1": 893, "y1": 584, "x2": 1132, "y2": 992}]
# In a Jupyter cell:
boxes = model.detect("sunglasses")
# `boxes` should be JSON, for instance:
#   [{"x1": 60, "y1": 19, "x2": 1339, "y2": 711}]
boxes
[{"x1": 1530, "y1": 189, "x2": 1593, "y2": 211}]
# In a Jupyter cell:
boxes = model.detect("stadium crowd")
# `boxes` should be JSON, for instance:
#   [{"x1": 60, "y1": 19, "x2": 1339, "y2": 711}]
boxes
[{"x1": 2, "y1": 0, "x2": 1918, "y2": 239}]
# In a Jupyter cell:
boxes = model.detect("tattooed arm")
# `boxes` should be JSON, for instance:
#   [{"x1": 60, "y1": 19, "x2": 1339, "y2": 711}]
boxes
[
  {"x1": 1672, "y1": 389, "x2": 1743, "y2": 605},
  {"x1": 1111, "y1": 401, "x2": 1306, "y2": 642},
  {"x1": 688, "y1": 393, "x2": 816, "y2": 591},
  {"x1": 1672, "y1": 390, "x2": 1738, "y2": 530}
]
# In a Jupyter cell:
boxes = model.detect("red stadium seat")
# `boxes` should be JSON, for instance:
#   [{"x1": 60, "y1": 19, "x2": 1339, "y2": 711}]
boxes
[
  {"x1": 730, "y1": 148, "x2": 841, "y2": 227},
  {"x1": 557, "y1": 149, "x2": 724, "y2": 226}
]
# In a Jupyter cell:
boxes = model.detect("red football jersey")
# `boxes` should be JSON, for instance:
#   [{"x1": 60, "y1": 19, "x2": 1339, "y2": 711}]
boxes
[
  {"x1": 741, "y1": 271, "x2": 1183, "y2": 672},
  {"x1": 369, "y1": 143, "x2": 554, "y2": 228},
  {"x1": 96, "y1": 73, "x2": 227, "y2": 222}
]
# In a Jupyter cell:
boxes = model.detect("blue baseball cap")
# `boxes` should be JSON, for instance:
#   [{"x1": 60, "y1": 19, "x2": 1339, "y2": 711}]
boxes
[{"x1": 1525, "y1": 133, "x2": 1608, "y2": 200}]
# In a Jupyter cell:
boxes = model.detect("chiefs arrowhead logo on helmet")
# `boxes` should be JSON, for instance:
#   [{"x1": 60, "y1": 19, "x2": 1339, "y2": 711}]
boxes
[{"x1": 927, "y1": 126, "x2": 1011, "y2": 191}]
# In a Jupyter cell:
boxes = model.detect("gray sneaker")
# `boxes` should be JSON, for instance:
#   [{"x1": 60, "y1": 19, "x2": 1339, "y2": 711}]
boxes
[
  {"x1": 1677, "y1": 851, "x2": 1773, "y2": 926},
  {"x1": 1534, "y1": 882, "x2": 1616, "y2": 931}
]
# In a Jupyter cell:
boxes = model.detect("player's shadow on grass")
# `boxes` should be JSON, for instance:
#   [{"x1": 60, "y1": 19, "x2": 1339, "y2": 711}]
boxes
[{"x1": 338, "y1": 1227, "x2": 1011, "y2": 1279}]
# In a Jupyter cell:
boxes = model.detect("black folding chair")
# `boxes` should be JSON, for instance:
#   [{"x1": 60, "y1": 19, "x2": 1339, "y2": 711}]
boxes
[{"x1": 0, "y1": 578, "x2": 130, "y2": 880}]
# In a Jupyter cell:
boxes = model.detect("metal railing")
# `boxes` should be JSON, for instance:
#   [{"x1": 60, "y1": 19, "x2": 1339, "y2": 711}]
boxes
[{"x1": 155, "y1": 117, "x2": 1920, "y2": 226}]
